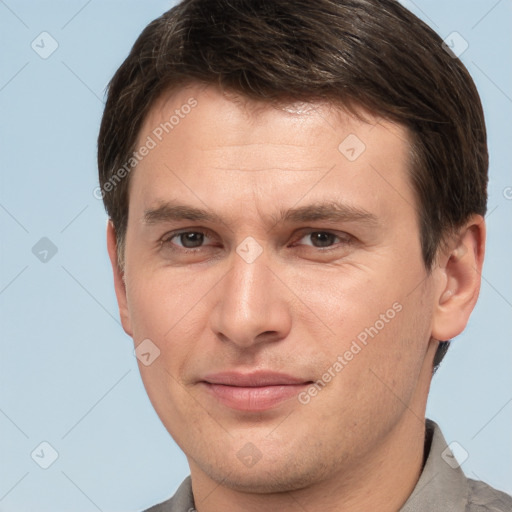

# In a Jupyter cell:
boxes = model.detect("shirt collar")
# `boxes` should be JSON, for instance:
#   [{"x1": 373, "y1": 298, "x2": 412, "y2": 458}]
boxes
[{"x1": 399, "y1": 418, "x2": 469, "y2": 511}]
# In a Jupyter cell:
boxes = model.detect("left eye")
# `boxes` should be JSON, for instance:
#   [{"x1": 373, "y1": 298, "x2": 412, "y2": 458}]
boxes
[{"x1": 296, "y1": 231, "x2": 348, "y2": 248}]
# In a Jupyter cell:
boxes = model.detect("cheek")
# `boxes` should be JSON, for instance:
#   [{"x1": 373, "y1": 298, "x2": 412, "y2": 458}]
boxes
[
  {"x1": 305, "y1": 270, "x2": 433, "y2": 403},
  {"x1": 350, "y1": 288, "x2": 434, "y2": 403},
  {"x1": 125, "y1": 269, "x2": 214, "y2": 395},
  {"x1": 292, "y1": 265, "x2": 399, "y2": 344},
  {"x1": 125, "y1": 269, "x2": 196, "y2": 341}
]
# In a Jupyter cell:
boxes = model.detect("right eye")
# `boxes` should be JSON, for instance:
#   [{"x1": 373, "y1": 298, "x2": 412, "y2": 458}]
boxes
[{"x1": 161, "y1": 229, "x2": 215, "y2": 251}]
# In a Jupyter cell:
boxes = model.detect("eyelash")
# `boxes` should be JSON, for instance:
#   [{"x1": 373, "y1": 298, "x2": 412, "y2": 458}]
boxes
[
  {"x1": 160, "y1": 230, "x2": 216, "y2": 253},
  {"x1": 160, "y1": 229, "x2": 353, "y2": 253}
]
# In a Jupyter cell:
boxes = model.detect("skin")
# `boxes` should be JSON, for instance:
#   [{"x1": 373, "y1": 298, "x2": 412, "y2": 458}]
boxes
[{"x1": 107, "y1": 84, "x2": 485, "y2": 512}]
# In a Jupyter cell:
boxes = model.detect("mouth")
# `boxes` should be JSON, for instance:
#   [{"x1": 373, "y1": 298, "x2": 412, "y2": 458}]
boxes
[{"x1": 200, "y1": 371, "x2": 313, "y2": 412}]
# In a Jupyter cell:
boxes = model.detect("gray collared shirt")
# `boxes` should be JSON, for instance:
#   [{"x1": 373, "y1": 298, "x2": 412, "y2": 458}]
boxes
[{"x1": 144, "y1": 419, "x2": 512, "y2": 511}]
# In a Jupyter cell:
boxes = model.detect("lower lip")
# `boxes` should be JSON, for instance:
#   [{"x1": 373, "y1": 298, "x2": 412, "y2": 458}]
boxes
[{"x1": 201, "y1": 382, "x2": 309, "y2": 411}]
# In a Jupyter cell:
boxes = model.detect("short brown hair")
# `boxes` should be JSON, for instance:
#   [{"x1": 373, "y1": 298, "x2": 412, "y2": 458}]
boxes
[{"x1": 97, "y1": 0, "x2": 488, "y2": 368}]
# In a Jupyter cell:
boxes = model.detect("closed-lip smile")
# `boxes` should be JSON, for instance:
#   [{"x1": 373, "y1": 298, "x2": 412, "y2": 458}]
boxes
[{"x1": 200, "y1": 371, "x2": 313, "y2": 411}]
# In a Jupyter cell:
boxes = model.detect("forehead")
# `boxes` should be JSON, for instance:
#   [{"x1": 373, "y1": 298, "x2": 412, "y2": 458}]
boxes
[{"x1": 129, "y1": 84, "x2": 416, "y2": 225}]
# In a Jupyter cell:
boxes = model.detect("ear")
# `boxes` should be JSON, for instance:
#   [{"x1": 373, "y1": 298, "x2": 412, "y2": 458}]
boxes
[
  {"x1": 431, "y1": 215, "x2": 486, "y2": 341},
  {"x1": 106, "y1": 220, "x2": 133, "y2": 337}
]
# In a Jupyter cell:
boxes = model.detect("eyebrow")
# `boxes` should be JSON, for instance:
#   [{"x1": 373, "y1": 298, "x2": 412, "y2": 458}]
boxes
[{"x1": 142, "y1": 200, "x2": 379, "y2": 228}]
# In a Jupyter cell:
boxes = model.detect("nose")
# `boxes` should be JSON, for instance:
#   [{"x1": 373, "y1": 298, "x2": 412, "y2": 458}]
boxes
[{"x1": 209, "y1": 245, "x2": 292, "y2": 349}]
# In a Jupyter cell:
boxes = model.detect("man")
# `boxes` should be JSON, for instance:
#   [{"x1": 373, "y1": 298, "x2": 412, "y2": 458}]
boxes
[{"x1": 97, "y1": 0, "x2": 512, "y2": 510}]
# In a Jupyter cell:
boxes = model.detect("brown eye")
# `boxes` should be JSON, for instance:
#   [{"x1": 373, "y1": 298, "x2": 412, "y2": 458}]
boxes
[
  {"x1": 297, "y1": 231, "x2": 350, "y2": 249},
  {"x1": 163, "y1": 230, "x2": 212, "y2": 250},
  {"x1": 308, "y1": 232, "x2": 338, "y2": 247},
  {"x1": 176, "y1": 232, "x2": 205, "y2": 248}
]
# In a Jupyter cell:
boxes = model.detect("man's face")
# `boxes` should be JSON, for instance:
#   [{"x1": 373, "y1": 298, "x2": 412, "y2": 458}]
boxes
[{"x1": 114, "y1": 85, "x2": 440, "y2": 491}]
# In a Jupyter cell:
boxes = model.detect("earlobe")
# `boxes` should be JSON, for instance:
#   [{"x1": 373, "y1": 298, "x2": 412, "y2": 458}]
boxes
[
  {"x1": 106, "y1": 221, "x2": 133, "y2": 337},
  {"x1": 431, "y1": 216, "x2": 486, "y2": 341}
]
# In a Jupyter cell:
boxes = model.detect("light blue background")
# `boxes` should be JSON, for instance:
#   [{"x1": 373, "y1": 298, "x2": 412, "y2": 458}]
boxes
[{"x1": 1, "y1": 1, "x2": 511, "y2": 510}]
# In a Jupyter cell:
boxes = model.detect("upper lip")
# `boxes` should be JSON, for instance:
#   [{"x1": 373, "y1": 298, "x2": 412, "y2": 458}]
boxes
[{"x1": 202, "y1": 371, "x2": 311, "y2": 387}]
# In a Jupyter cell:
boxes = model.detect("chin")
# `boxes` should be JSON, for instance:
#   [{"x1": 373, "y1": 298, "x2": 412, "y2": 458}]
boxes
[{"x1": 200, "y1": 457, "x2": 325, "y2": 494}]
